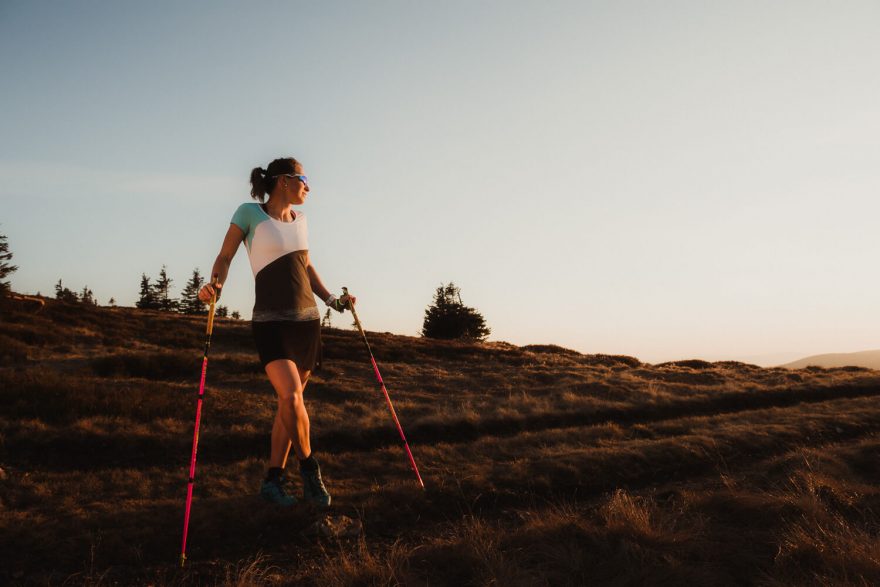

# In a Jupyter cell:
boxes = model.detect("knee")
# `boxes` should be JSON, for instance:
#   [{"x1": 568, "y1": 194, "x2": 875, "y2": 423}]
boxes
[{"x1": 277, "y1": 389, "x2": 304, "y2": 406}]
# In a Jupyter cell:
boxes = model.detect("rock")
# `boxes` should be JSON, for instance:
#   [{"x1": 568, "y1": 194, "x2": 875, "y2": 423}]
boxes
[{"x1": 303, "y1": 514, "x2": 363, "y2": 538}]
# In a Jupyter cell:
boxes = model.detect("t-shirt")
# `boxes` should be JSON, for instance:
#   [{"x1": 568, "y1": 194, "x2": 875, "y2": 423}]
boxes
[{"x1": 230, "y1": 202, "x2": 319, "y2": 322}]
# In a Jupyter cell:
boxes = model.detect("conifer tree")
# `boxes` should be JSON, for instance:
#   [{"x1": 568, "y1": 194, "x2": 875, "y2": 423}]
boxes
[
  {"x1": 215, "y1": 305, "x2": 228, "y2": 318},
  {"x1": 422, "y1": 282, "x2": 490, "y2": 341},
  {"x1": 0, "y1": 232, "x2": 17, "y2": 297},
  {"x1": 136, "y1": 274, "x2": 159, "y2": 310},
  {"x1": 80, "y1": 286, "x2": 96, "y2": 305},
  {"x1": 179, "y1": 268, "x2": 207, "y2": 315},
  {"x1": 153, "y1": 265, "x2": 178, "y2": 312},
  {"x1": 55, "y1": 279, "x2": 79, "y2": 303}
]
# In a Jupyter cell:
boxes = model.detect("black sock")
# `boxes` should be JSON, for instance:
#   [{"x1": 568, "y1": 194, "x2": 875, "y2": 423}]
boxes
[
  {"x1": 299, "y1": 454, "x2": 319, "y2": 472},
  {"x1": 266, "y1": 467, "x2": 284, "y2": 482}
]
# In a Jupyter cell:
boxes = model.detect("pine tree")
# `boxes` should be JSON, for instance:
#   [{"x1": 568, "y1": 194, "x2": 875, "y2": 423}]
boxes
[
  {"x1": 179, "y1": 268, "x2": 207, "y2": 315},
  {"x1": 321, "y1": 308, "x2": 333, "y2": 328},
  {"x1": 136, "y1": 274, "x2": 159, "y2": 310},
  {"x1": 80, "y1": 286, "x2": 96, "y2": 305},
  {"x1": 55, "y1": 279, "x2": 79, "y2": 303},
  {"x1": 108, "y1": 297, "x2": 116, "y2": 307},
  {"x1": 215, "y1": 305, "x2": 228, "y2": 318},
  {"x1": 153, "y1": 265, "x2": 178, "y2": 312},
  {"x1": 421, "y1": 282, "x2": 490, "y2": 341},
  {"x1": 0, "y1": 232, "x2": 18, "y2": 297}
]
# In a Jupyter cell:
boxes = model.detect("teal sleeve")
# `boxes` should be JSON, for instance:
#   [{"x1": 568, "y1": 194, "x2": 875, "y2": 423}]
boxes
[
  {"x1": 230, "y1": 203, "x2": 253, "y2": 235},
  {"x1": 230, "y1": 203, "x2": 264, "y2": 250}
]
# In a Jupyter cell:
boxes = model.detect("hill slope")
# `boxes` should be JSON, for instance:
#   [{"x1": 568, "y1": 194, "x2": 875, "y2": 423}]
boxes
[
  {"x1": 2, "y1": 297, "x2": 880, "y2": 585},
  {"x1": 782, "y1": 349, "x2": 880, "y2": 370}
]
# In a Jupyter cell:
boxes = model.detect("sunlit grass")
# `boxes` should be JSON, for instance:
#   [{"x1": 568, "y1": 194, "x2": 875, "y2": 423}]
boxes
[{"x1": 1, "y1": 297, "x2": 880, "y2": 584}]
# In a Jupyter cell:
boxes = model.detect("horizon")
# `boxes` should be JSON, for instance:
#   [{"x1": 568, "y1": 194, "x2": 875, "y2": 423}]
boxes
[
  {"x1": 8, "y1": 290, "x2": 874, "y2": 368},
  {"x1": 2, "y1": 1, "x2": 879, "y2": 365}
]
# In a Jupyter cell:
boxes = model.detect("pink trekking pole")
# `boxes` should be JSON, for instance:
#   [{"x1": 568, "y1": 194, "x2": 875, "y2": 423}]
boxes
[
  {"x1": 343, "y1": 287, "x2": 425, "y2": 489},
  {"x1": 180, "y1": 283, "x2": 217, "y2": 567}
]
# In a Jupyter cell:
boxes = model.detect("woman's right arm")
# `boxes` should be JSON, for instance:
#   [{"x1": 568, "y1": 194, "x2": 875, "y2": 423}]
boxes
[{"x1": 198, "y1": 224, "x2": 245, "y2": 303}]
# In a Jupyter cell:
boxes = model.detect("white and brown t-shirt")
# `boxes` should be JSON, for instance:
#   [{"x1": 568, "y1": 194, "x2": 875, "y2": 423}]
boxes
[{"x1": 231, "y1": 202, "x2": 320, "y2": 322}]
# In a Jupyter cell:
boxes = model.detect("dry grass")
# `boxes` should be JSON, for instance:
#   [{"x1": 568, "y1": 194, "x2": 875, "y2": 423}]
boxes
[{"x1": 2, "y1": 296, "x2": 880, "y2": 585}]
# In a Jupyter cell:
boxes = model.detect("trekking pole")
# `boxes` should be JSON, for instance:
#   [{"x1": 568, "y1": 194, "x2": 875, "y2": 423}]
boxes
[
  {"x1": 180, "y1": 279, "x2": 218, "y2": 567},
  {"x1": 343, "y1": 287, "x2": 425, "y2": 489}
]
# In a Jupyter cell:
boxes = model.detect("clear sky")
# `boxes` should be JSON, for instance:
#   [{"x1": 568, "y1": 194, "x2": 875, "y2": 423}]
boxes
[{"x1": 2, "y1": 1, "x2": 878, "y2": 365}]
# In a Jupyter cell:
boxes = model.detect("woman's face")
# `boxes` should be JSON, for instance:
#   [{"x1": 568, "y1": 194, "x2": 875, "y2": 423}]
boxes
[{"x1": 282, "y1": 165, "x2": 309, "y2": 205}]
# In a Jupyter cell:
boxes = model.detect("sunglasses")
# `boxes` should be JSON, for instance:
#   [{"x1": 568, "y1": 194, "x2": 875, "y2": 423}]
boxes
[{"x1": 273, "y1": 173, "x2": 308, "y2": 186}]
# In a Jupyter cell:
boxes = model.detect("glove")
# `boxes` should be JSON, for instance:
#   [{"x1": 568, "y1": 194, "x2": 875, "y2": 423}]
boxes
[{"x1": 325, "y1": 294, "x2": 352, "y2": 313}]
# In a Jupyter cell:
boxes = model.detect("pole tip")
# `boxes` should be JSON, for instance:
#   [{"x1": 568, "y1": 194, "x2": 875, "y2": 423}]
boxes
[{"x1": 180, "y1": 554, "x2": 186, "y2": 567}]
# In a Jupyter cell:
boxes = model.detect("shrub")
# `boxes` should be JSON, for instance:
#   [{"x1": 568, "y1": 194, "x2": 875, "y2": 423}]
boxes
[{"x1": 421, "y1": 282, "x2": 490, "y2": 341}]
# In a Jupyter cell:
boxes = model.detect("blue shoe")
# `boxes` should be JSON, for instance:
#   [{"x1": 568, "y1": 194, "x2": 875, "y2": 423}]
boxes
[
  {"x1": 301, "y1": 461, "x2": 331, "y2": 508},
  {"x1": 260, "y1": 478, "x2": 297, "y2": 507}
]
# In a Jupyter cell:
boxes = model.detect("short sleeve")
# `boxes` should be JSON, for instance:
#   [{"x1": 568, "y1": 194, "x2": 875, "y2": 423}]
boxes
[{"x1": 230, "y1": 203, "x2": 255, "y2": 235}]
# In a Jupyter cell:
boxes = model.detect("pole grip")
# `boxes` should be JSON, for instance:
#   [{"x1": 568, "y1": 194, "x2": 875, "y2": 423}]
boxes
[
  {"x1": 206, "y1": 276, "x2": 218, "y2": 336},
  {"x1": 342, "y1": 287, "x2": 364, "y2": 332}
]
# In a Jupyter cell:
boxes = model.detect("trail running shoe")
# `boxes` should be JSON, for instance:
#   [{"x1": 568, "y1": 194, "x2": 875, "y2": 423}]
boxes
[
  {"x1": 301, "y1": 462, "x2": 332, "y2": 508},
  {"x1": 260, "y1": 478, "x2": 297, "y2": 507}
]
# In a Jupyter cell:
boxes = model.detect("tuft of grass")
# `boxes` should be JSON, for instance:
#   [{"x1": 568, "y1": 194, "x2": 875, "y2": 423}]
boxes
[
  {"x1": 220, "y1": 552, "x2": 283, "y2": 587},
  {"x1": 316, "y1": 536, "x2": 409, "y2": 586}
]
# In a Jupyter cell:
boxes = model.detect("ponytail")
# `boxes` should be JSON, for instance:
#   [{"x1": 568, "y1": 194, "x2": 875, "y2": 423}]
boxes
[
  {"x1": 249, "y1": 157, "x2": 300, "y2": 202},
  {"x1": 249, "y1": 167, "x2": 267, "y2": 201}
]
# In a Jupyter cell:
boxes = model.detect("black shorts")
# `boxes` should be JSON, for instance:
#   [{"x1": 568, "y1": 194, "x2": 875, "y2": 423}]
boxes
[{"x1": 251, "y1": 319, "x2": 322, "y2": 371}]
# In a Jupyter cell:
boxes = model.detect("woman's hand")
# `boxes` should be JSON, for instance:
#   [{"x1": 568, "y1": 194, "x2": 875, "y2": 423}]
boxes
[
  {"x1": 198, "y1": 282, "x2": 222, "y2": 304},
  {"x1": 326, "y1": 291, "x2": 356, "y2": 313}
]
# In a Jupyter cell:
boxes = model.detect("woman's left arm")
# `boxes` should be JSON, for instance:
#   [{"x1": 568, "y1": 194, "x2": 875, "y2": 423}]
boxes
[
  {"x1": 307, "y1": 252, "x2": 356, "y2": 309},
  {"x1": 305, "y1": 252, "x2": 332, "y2": 303}
]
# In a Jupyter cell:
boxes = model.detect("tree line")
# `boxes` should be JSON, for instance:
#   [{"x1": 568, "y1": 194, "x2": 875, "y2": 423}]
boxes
[
  {"x1": 135, "y1": 266, "x2": 239, "y2": 318},
  {"x1": 53, "y1": 265, "x2": 239, "y2": 319},
  {"x1": 3, "y1": 232, "x2": 492, "y2": 339}
]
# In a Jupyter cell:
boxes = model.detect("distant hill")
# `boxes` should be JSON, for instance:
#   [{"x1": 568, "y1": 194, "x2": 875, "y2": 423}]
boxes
[{"x1": 782, "y1": 349, "x2": 880, "y2": 370}]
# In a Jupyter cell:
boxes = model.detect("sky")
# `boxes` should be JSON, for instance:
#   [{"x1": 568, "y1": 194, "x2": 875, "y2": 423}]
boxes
[{"x1": 2, "y1": 1, "x2": 879, "y2": 365}]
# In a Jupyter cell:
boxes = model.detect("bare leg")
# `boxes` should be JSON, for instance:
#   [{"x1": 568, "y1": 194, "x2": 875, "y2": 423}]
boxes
[
  {"x1": 271, "y1": 370, "x2": 310, "y2": 469},
  {"x1": 265, "y1": 360, "x2": 312, "y2": 466}
]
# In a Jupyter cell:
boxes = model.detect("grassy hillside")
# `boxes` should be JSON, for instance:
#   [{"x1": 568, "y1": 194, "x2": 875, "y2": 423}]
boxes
[
  {"x1": 783, "y1": 349, "x2": 880, "y2": 370},
  {"x1": 2, "y1": 297, "x2": 880, "y2": 585}
]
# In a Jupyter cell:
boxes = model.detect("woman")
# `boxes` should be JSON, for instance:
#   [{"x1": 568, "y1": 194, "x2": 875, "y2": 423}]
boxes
[{"x1": 198, "y1": 156, "x2": 353, "y2": 507}]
